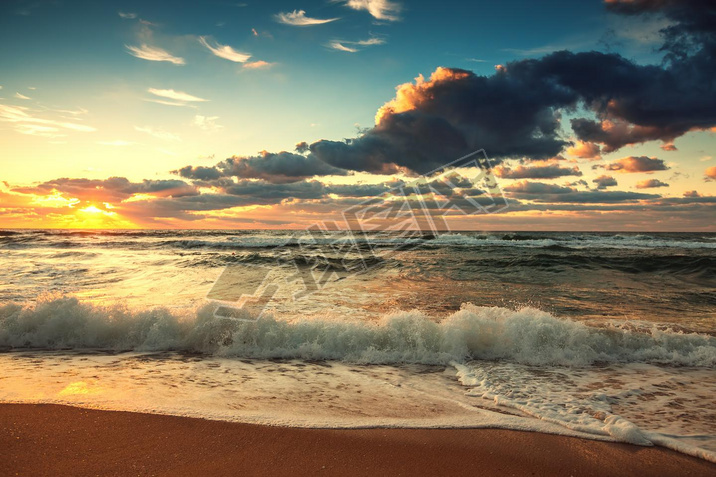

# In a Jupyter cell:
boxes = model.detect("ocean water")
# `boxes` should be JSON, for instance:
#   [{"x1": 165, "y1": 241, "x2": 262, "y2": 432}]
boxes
[{"x1": 1, "y1": 229, "x2": 715, "y2": 461}]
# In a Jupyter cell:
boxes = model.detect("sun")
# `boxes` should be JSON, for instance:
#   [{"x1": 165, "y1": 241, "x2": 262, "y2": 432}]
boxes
[{"x1": 79, "y1": 205, "x2": 106, "y2": 214}]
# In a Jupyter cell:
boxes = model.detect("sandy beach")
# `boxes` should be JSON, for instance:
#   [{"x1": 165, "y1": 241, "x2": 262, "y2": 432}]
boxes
[{"x1": 1, "y1": 404, "x2": 713, "y2": 477}]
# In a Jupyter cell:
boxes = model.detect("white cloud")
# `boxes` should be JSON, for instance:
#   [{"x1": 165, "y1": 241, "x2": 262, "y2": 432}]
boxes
[
  {"x1": 327, "y1": 36, "x2": 385, "y2": 53},
  {"x1": 148, "y1": 88, "x2": 208, "y2": 103},
  {"x1": 243, "y1": 60, "x2": 275, "y2": 69},
  {"x1": 118, "y1": 11, "x2": 137, "y2": 19},
  {"x1": 344, "y1": 0, "x2": 401, "y2": 21},
  {"x1": 198, "y1": 36, "x2": 251, "y2": 63},
  {"x1": 193, "y1": 115, "x2": 223, "y2": 132},
  {"x1": 126, "y1": 44, "x2": 185, "y2": 65},
  {"x1": 328, "y1": 41, "x2": 358, "y2": 53},
  {"x1": 274, "y1": 10, "x2": 339, "y2": 26},
  {"x1": 0, "y1": 103, "x2": 96, "y2": 138},
  {"x1": 135, "y1": 126, "x2": 181, "y2": 141},
  {"x1": 15, "y1": 92, "x2": 31, "y2": 100}
]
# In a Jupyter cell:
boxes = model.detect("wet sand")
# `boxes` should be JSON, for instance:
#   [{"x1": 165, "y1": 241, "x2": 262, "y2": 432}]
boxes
[{"x1": 1, "y1": 404, "x2": 714, "y2": 476}]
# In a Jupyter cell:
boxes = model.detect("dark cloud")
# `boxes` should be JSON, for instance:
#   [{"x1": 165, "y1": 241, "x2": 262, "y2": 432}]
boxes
[
  {"x1": 592, "y1": 175, "x2": 618, "y2": 189},
  {"x1": 683, "y1": 190, "x2": 701, "y2": 198},
  {"x1": 504, "y1": 180, "x2": 659, "y2": 203},
  {"x1": 295, "y1": 141, "x2": 309, "y2": 154},
  {"x1": 604, "y1": 156, "x2": 669, "y2": 173},
  {"x1": 175, "y1": 165, "x2": 222, "y2": 181},
  {"x1": 496, "y1": 163, "x2": 582, "y2": 179},
  {"x1": 307, "y1": 0, "x2": 716, "y2": 173},
  {"x1": 175, "y1": 151, "x2": 348, "y2": 184},
  {"x1": 636, "y1": 178, "x2": 669, "y2": 188}
]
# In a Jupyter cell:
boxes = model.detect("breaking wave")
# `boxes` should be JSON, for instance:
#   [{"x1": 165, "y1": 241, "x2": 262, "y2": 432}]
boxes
[{"x1": 1, "y1": 298, "x2": 714, "y2": 367}]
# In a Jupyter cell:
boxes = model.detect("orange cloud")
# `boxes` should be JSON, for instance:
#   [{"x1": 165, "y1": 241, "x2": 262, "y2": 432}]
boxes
[
  {"x1": 566, "y1": 141, "x2": 601, "y2": 160},
  {"x1": 374, "y1": 67, "x2": 471, "y2": 125}
]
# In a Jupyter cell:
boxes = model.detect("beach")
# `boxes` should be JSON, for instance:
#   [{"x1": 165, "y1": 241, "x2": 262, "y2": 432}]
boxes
[{"x1": 2, "y1": 403, "x2": 715, "y2": 476}]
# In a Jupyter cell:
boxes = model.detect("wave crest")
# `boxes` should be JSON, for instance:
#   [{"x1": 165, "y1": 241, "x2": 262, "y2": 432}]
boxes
[{"x1": 1, "y1": 298, "x2": 714, "y2": 367}]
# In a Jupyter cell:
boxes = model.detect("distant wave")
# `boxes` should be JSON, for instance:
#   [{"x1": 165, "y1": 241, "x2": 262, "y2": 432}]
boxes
[
  {"x1": 2, "y1": 230, "x2": 715, "y2": 251},
  {"x1": 1, "y1": 298, "x2": 714, "y2": 367}
]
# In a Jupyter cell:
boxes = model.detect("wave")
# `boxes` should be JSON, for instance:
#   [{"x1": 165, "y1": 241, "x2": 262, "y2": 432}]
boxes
[
  {"x1": 463, "y1": 254, "x2": 716, "y2": 279},
  {"x1": 1, "y1": 298, "x2": 714, "y2": 367},
  {"x1": 3, "y1": 230, "x2": 716, "y2": 251}
]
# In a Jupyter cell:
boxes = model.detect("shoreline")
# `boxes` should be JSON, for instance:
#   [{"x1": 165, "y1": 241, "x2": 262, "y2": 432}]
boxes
[{"x1": 1, "y1": 404, "x2": 714, "y2": 476}]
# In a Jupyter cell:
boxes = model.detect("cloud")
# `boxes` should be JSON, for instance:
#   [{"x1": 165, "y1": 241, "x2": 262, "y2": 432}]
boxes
[
  {"x1": 706, "y1": 166, "x2": 716, "y2": 181},
  {"x1": 176, "y1": 151, "x2": 349, "y2": 184},
  {"x1": 0, "y1": 103, "x2": 96, "y2": 138},
  {"x1": 328, "y1": 41, "x2": 359, "y2": 53},
  {"x1": 660, "y1": 143, "x2": 678, "y2": 151},
  {"x1": 198, "y1": 36, "x2": 251, "y2": 63},
  {"x1": 344, "y1": 0, "x2": 402, "y2": 21},
  {"x1": 148, "y1": 88, "x2": 207, "y2": 103},
  {"x1": 274, "y1": 10, "x2": 339, "y2": 26},
  {"x1": 327, "y1": 36, "x2": 386, "y2": 53},
  {"x1": 683, "y1": 190, "x2": 701, "y2": 198},
  {"x1": 504, "y1": 181, "x2": 574, "y2": 195},
  {"x1": 295, "y1": 141, "x2": 310, "y2": 154},
  {"x1": 193, "y1": 115, "x2": 223, "y2": 132},
  {"x1": 636, "y1": 178, "x2": 669, "y2": 188},
  {"x1": 310, "y1": 67, "x2": 573, "y2": 174},
  {"x1": 126, "y1": 44, "x2": 185, "y2": 65},
  {"x1": 505, "y1": 180, "x2": 659, "y2": 203},
  {"x1": 118, "y1": 12, "x2": 137, "y2": 19},
  {"x1": 14, "y1": 177, "x2": 197, "y2": 203},
  {"x1": 309, "y1": 1, "x2": 716, "y2": 175},
  {"x1": 592, "y1": 175, "x2": 618, "y2": 190},
  {"x1": 135, "y1": 126, "x2": 180, "y2": 141},
  {"x1": 566, "y1": 141, "x2": 601, "y2": 160},
  {"x1": 495, "y1": 163, "x2": 582, "y2": 179},
  {"x1": 243, "y1": 60, "x2": 274, "y2": 69},
  {"x1": 604, "y1": 155, "x2": 669, "y2": 173},
  {"x1": 14, "y1": 92, "x2": 31, "y2": 100}
]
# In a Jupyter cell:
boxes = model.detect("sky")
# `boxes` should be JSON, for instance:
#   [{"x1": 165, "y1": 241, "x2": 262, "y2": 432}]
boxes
[{"x1": 0, "y1": 0, "x2": 715, "y2": 230}]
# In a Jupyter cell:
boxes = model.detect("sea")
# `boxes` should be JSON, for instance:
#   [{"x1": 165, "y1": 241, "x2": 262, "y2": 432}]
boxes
[{"x1": 1, "y1": 229, "x2": 715, "y2": 462}]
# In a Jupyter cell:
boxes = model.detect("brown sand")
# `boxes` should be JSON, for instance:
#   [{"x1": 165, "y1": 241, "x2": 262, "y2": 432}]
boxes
[{"x1": 1, "y1": 404, "x2": 714, "y2": 476}]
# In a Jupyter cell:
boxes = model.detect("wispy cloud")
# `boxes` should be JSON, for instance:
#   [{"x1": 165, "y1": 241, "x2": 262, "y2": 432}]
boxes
[
  {"x1": 14, "y1": 92, "x2": 31, "y2": 100},
  {"x1": 118, "y1": 11, "x2": 137, "y2": 19},
  {"x1": 327, "y1": 36, "x2": 385, "y2": 53},
  {"x1": 135, "y1": 126, "x2": 181, "y2": 141},
  {"x1": 126, "y1": 44, "x2": 185, "y2": 65},
  {"x1": 243, "y1": 60, "x2": 275, "y2": 69},
  {"x1": 193, "y1": 115, "x2": 223, "y2": 132},
  {"x1": 148, "y1": 88, "x2": 208, "y2": 103},
  {"x1": 274, "y1": 10, "x2": 339, "y2": 26},
  {"x1": 198, "y1": 36, "x2": 251, "y2": 63},
  {"x1": 344, "y1": 0, "x2": 401, "y2": 21},
  {"x1": 0, "y1": 104, "x2": 95, "y2": 138}
]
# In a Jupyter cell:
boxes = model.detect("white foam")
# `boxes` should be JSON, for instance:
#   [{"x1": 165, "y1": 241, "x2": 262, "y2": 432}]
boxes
[{"x1": 452, "y1": 360, "x2": 716, "y2": 462}]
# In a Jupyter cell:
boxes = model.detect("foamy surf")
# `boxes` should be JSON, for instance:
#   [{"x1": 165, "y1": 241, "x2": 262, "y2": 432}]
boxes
[
  {"x1": 1, "y1": 297, "x2": 715, "y2": 462},
  {"x1": 1, "y1": 298, "x2": 714, "y2": 366}
]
